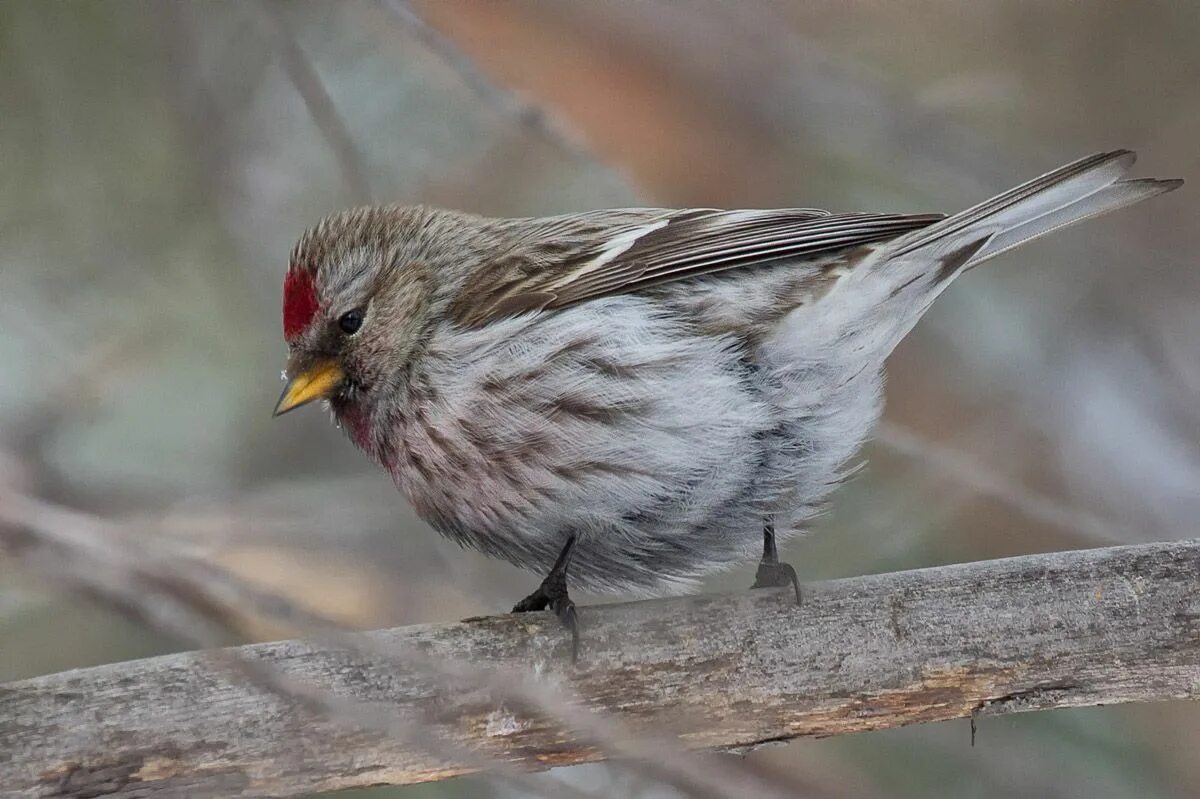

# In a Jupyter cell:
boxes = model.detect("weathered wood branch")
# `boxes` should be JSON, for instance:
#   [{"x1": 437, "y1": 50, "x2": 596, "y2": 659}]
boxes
[{"x1": 4, "y1": 540, "x2": 1198, "y2": 798}]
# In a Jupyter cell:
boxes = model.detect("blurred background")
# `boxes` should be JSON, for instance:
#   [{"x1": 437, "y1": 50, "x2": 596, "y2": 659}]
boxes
[{"x1": 1, "y1": 1, "x2": 1197, "y2": 797}]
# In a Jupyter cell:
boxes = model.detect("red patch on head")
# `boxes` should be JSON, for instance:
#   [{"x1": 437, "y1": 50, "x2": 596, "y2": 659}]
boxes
[{"x1": 282, "y1": 269, "x2": 319, "y2": 340}]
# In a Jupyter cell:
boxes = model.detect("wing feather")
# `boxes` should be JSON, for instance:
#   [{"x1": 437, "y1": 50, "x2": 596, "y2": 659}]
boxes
[{"x1": 457, "y1": 207, "x2": 943, "y2": 326}]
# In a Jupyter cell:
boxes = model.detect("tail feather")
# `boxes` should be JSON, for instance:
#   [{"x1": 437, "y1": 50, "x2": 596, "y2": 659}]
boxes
[
  {"x1": 887, "y1": 150, "x2": 1181, "y2": 273},
  {"x1": 966, "y1": 177, "x2": 1183, "y2": 267}
]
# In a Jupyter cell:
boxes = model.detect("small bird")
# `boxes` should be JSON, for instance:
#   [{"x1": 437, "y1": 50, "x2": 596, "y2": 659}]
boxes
[{"x1": 274, "y1": 151, "x2": 1179, "y2": 654}]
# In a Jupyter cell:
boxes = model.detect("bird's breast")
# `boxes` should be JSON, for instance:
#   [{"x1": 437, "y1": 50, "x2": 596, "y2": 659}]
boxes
[{"x1": 364, "y1": 299, "x2": 779, "y2": 556}]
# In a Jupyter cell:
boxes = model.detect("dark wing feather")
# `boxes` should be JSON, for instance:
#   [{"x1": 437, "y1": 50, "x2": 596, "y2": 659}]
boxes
[{"x1": 456, "y1": 207, "x2": 944, "y2": 327}]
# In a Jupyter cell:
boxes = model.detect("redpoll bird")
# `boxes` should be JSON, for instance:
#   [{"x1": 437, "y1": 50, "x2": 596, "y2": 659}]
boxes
[{"x1": 274, "y1": 151, "x2": 1179, "y2": 654}]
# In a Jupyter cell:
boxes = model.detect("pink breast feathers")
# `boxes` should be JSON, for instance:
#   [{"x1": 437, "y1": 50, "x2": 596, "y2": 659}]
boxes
[{"x1": 282, "y1": 268, "x2": 319, "y2": 340}]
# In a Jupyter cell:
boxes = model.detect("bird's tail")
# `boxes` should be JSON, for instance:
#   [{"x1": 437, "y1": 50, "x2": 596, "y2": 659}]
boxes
[
  {"x1": 887, "y1": 149, "x2": 1182, "y2": 278},
  {"x1": 827, "y1": 150, "x2": 1181, "y2": 364}
]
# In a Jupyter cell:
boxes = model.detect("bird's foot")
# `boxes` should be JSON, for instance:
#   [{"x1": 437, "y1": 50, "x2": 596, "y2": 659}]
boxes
[
  {"x1": 751, "y1": 559, "x2": 802, "y2": 606},
  {"x1": 512, "y1": 535, "x2": 580, "y2": 661},
  {"x1": 512, "y1": 582, "x2": 579, "y2": 661},
  {"x1": 752, "y1": 523, "x2": 802, "y2": 606}
]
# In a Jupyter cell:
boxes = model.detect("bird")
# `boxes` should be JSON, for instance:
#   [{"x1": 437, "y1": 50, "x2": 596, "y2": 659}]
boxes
[{"x1": 273, "y1": 150, "x2": 1180, "y2": 657}]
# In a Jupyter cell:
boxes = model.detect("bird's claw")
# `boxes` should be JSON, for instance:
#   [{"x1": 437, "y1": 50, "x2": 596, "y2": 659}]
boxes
[
  {"x1": 752, "y1": 560, "x2": 802, "y2": 606},
  {"x1": 512, "y1": 583, "x2": 580, "y2": 661}
]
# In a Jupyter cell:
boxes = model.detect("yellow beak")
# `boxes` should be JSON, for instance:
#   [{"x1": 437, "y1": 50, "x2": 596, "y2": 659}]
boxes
[{"x1": 273, "y1": 359, "x2": 345, "y2": 416}]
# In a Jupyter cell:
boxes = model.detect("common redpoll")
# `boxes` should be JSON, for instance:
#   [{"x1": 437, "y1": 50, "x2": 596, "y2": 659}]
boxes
[{"x1": 274, "y1": 151, "x2": 1180, "y2": 655}]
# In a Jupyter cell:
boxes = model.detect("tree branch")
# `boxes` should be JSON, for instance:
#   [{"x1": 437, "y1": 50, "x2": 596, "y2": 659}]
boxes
[
  {"x1": 262, "y1": 1, "x2": 373, "y2": 204},
  {"x1": 377, "y1": 0, "x2": 636, "y2": 189},
  {"x1": 4, "y1": 539, "x2": 1199, "y2": 798}
]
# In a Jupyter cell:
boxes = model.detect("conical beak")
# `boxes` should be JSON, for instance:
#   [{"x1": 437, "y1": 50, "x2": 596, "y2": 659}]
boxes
[{"x1": 273, "y1": 359, "x2": 345, "y2": 416}]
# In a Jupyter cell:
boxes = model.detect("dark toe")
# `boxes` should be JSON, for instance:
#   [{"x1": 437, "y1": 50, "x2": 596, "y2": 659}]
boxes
[
  {"x1": 512, "y1": 590, "x2": 579, "y2": 660},
  {"x1": 512, "y1": 590, "x2": 550, "y2": 614},
  {"x1": 752, "y1": 562, "x2": 802, "y2": 606}
]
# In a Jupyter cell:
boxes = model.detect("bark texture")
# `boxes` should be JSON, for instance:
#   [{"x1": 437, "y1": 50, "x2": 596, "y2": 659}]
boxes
[{"x1": 3, "y1": 540, "x2": 1199, "y2": 798}]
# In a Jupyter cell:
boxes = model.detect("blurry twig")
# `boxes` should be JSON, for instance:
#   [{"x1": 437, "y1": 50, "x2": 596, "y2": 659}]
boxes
[
  {"x1": 0, "y1": 492, "x2": 605, "y2": 799},
  {"x1": 0, "y1": 487, "x2": 805, "y2": 799},
  {"x1": 153, "y1": 1, "x2": 237, "y2": 203},
  {"x1": 0, "y1": 335, "x2": 149, "y2": 506},
  {"x1": 378, "y1": 0, "x2": 637, "y2": 189},
  {"x1": 877, "y1": 421, "x2": 1130, "y2": 544},
  {"x1": 0, "y1": 495, "x2": 597, "y2": 799},
  {"x1": 261, "y1": 0, "x2": 374, "y2": 204}
]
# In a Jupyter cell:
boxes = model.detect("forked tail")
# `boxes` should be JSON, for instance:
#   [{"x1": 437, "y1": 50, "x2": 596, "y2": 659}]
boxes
[{"x1": 888, "y1": 150, "x2": 1182, "y2": 277}]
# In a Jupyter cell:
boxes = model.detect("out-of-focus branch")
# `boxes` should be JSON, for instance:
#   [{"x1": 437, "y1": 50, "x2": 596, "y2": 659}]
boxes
[
  {"x1": 0, "y1": 489, "x2": 807, "y2": 799},
  {"x1": 0, "y1": 492, "x2": 614, "y2": 799},
  {"x1": 378, "y1": 0, "x2": 572, "y2": 145},
  {"x1": 0, "y1": 335, "x2": 149, "y2": 507},
  {"x1": 262, "y1": 1, "x2": 373, "y2": 203},
  {"x1": 876, "y1": 421, "x2": 1131, "y2": 544},
  {"x1": 378, "y1": 0, "x2": 635, "y2": 188},
  {"x1": 4, "y1": 534, "x2": 1198, "y2": 798}
]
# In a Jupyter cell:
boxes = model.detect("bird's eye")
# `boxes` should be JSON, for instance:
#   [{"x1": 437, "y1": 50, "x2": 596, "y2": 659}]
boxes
[{"x1": 338, "y1": 309, "x2": 364, "y2": 335}]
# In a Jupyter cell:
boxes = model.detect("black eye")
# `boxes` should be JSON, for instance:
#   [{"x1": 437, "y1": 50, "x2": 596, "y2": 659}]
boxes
[{"x1": 338, "y1": 309, "x2": 364, "y2": 335}]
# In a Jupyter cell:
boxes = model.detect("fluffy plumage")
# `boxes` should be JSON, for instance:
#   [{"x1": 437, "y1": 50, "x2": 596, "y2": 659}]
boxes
[{"x1": 278, "y1": 150, "x2": 1180, "y2": 593}]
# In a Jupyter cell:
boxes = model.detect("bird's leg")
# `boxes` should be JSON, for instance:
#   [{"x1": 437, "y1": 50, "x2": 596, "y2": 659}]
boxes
[
  {"x1": 512, "y1": 534, "x2": 580, "y2": 660},
  {"x1": 751, "y1": 524, "x2": 802, "y2": 605}
]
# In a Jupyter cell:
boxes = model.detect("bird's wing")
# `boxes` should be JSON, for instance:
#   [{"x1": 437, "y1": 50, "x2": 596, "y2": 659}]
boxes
[{"x1": 451, "y1": 207, "x2": 944, "y2": 327}]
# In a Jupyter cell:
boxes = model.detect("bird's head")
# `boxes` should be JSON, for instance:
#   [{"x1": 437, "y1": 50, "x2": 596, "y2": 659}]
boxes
[{"x1": 272, "y1": 206, "x2": 447, "y2": 418}]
